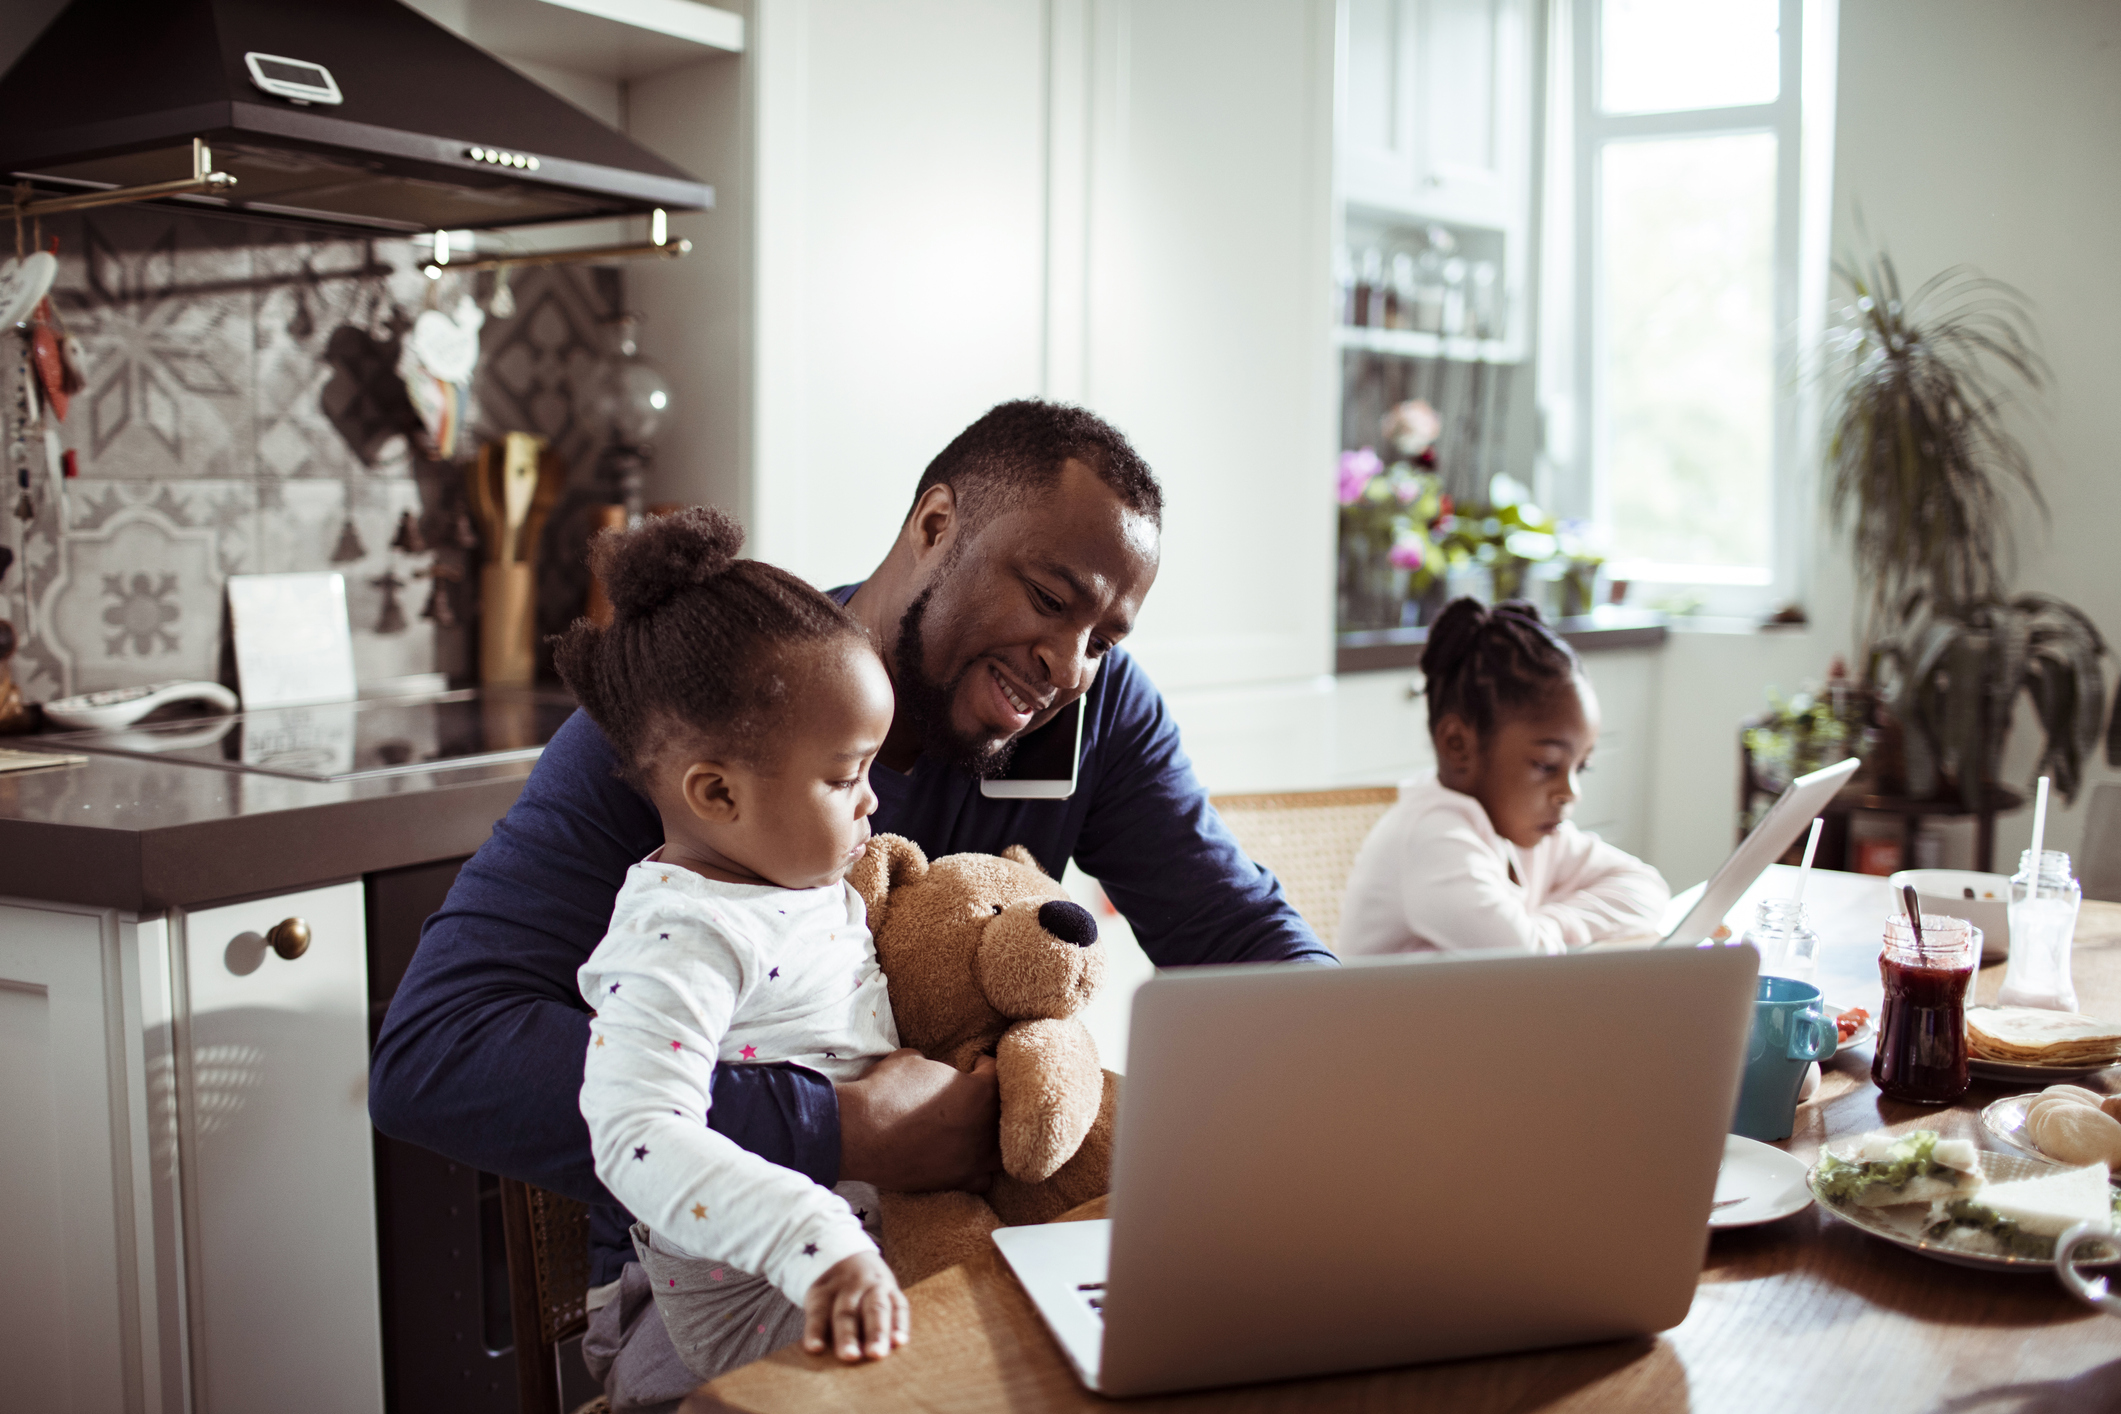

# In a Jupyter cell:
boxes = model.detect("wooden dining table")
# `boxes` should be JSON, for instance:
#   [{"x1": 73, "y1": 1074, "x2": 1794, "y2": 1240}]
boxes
[{"x1": 684, "y1": 866, "x2": 2121, "y2": 1413}]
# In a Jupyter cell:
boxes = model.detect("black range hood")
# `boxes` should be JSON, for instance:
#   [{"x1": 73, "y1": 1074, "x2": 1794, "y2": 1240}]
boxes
[{"x1": 0, "y1": 0, "x2": 711, "y2": 234}]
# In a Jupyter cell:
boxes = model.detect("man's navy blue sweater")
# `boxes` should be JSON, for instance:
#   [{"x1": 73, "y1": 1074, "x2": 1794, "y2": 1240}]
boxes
[{"x1": 369, "y1": 629, "x2": 1333, "y2": 1282}]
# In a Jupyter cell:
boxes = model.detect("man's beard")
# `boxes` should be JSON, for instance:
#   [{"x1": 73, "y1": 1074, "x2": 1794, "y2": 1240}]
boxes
[{"x1": 893, "y1": 587, "x2": 1020, "y2": 780}]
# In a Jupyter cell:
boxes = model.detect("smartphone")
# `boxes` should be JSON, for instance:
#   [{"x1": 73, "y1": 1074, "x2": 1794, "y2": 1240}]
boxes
[{"x1": 979, "y1": 695, "x2": 1084, "y2": 800}]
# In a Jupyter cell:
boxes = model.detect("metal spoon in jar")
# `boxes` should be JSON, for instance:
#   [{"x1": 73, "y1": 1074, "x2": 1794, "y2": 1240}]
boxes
[{"x1": 1901, "y1": 884, "x2": 1924, "y2": 948}]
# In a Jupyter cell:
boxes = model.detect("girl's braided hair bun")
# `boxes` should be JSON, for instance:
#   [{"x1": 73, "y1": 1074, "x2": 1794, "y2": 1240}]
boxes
[
  {"x1": 552, "y1": 506, "x2": 868, "y2": 782},
  {"x1": 1420, "y1": 596, "x2": 1580, "y2": 737},
  {"x1": 594, "y1": 505, "x2": 744, "y2": 619}
]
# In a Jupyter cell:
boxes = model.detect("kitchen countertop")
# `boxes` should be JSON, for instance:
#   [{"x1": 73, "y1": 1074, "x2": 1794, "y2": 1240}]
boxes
[
  {"x1": 0, "y1": 745, "x2": 537, "y2": 913},
  {"x1": 1335, "y1": 607, "x2": 1669, "y2": 674}
]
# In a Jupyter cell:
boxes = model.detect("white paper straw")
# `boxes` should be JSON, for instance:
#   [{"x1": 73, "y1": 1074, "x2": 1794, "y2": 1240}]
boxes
[
  {"x1": 2029, "y1": 774, "x2": 2051, "y2": 871},
  {"x1": 1795, "y1": 817, "x2": 1823, "y2": 905}
]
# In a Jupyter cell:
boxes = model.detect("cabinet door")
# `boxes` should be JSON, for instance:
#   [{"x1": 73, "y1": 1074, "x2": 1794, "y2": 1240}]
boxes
[
  {"x1": 0, "y1": 904, "x2": 134, "y2": 1414},
  {"x1": 1409, "y1": 0, "x2": 1531, "y2": 228},
  {"x1": 1333, "y1": 669, "x2": 1437, "y2": 784},
  {"x1": 1578, "y1": 649, "x2": 1660, "y2": 856},
  {"x1": 180, "y1": 881, "x2": 382, "y2": 1414},
  {"x1": 1341, "y1": 0, "x2": 1532, "y2": 228},
  {"x1": 1340, "y1": 0, "x2": 1419, "y2": 204}
]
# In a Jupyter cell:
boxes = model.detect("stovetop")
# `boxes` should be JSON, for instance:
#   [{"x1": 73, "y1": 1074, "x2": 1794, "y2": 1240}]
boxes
[{"x1": 42, "y1": 689, "x2": 577, "y2": 783}]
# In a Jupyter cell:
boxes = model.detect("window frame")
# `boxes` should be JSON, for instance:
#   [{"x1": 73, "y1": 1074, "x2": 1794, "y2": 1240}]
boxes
[{"x1": 1544, "y1": 0, "x2": 1836, "y2": 617}]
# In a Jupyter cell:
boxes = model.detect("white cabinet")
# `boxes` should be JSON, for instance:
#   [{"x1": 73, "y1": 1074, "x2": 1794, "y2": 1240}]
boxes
[
  {"x1": 0, "y1": 881, "x2": 380, "y2": 1414},
  {"x1": 1576, "y1": 648, "x2": 1660, "y2": 857},
  {"x1": 0, "y1": 901, "x2": 179, "y2": 1414},
  {"x1": 1331, "y1": 668, "x2": 1438, "y2": 785},
  {"x1": 177, "y1": 882, "x2": 382, "y2": 1414},
  {"x1": 1340, "y1": 0, "x2": 1535, "y2": 232}
]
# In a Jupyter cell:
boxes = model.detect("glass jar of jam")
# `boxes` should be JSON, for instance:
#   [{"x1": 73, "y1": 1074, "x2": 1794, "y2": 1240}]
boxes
[{"x1": 1872, "y1": 912, "x2": 1979, "y2": 1104}]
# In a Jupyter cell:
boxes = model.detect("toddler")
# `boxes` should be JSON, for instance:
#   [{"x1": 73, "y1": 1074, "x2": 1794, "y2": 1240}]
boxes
[
  {"x1": 1338, "y1": 597, "x2": 1669, "y2": 955},
  {"x1": 554, "y1": 507, "x2": 908, "y2": 1384}
]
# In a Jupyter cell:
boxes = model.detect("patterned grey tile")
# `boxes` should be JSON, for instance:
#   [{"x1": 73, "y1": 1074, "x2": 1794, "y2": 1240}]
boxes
[
  {"x1": 37, "y1": 479, "x2": 257, "y2": 694},
  {"x1": 253, "y1": 235, "x2": 420, "y2": 479},
  {"x1": 475, "y1": 264, "x2": 620, "y2": 476},
  {"x1": 45, "y1": 208, "x2": 257, "y2": 481},
  {"x1": 10, "y1": 208, "x2": 619, "y2": 696}
]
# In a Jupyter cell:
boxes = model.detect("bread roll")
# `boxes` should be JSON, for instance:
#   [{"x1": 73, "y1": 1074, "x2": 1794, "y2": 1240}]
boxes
[
  {"x1": 2026, "y1": 1100, "x2": 2121, "y2": 1168},
  {"x1": 2040, "y1": 1084, "x2": 2106, "y2": 1107},
  {"x1": 2102, "y1": 1095, "x2": 2121, "y2": 1123},
  {"x1": 2027, "y1": 1096, "x2": 2088, "y2": 1133}
]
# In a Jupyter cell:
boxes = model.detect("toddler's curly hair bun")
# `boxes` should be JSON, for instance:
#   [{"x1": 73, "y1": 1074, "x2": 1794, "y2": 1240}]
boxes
[
  {"x1": 593, "y1": 506, "x2": 744, "y2": 620},
  {"x1": 552, "y1": 505, "x2": 868, "y2": 781},
  {"x1": 1420, "y1": 596, "x2": 1579, "y2": 738}
]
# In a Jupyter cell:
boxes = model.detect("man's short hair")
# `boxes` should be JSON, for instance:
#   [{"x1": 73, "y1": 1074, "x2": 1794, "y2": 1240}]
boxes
[{"x1": 908, "y1": 399, "x2": 1164, "y2": 531}]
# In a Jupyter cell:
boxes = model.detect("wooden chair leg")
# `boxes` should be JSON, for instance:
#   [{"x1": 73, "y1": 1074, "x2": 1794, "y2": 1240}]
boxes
[{"x1": 499, "y1": 1176, "x2": 564, "y2": 1414}]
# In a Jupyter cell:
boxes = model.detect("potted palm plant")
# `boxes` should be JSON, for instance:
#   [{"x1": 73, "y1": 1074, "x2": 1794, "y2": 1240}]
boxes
[{"x1": 1823, "y1": 252, "x2": 2110, "y2": 806}]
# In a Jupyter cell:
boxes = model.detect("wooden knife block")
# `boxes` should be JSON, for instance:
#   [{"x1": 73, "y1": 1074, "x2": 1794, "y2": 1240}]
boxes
[{"x1": 479, "y1": 562, "x2": 537, "y2": 688}]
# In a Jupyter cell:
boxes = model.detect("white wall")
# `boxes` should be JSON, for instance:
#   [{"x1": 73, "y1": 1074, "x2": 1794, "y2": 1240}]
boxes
[
  {"x1": 731, "y1": 0, "x2": 1052, "y2": 585},
  {"x1": 1813, "y1": 0, "x2": 2121, "y2": 868}
]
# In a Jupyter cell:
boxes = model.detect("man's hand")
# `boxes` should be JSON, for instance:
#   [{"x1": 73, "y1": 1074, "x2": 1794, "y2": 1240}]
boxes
[
  {"x1": 802, "y1": 1251, "x2": 909, "y2": 1362},
  {"x1": 836, "y1": 1049, "x2": 1001, "y2": 1191}
]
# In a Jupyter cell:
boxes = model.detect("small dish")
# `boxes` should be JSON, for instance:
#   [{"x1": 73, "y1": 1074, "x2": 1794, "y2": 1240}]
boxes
[
  {"x1": 1829, "y1": 1003, "x2": 1874, "y2": 1049},
  {"x1": 1982, "y1": 1092, "x2": 2047, "y2": 1162},
  {"x1": 1982, "y1": 1093, "x2": 2121, "y2": 1172},
  {"x1": 1969, "y1": 1055, "x2": 2120, "y2": 1083},
  {"x1": 1709, "y1": 1134, "x2": 1813, "y2": 1228},
  {"x1": 1810, "y1": 1149, "x2": 2121, "y2": 1270}
]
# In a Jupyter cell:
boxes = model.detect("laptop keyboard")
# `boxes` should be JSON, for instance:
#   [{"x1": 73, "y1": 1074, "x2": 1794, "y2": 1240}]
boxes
[{"x1": 1077, "y1": 1281, "x2": 1105, "y2": 1321}]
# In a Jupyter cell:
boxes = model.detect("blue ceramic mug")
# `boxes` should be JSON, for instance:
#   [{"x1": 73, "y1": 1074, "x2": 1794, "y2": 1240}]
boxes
[{"x1": 1732, "y1": 976, "x2": 1838, "y2": 1142}]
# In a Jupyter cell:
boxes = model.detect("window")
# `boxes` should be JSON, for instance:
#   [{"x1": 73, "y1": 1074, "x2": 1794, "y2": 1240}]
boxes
[{"x1": 1541, "y1": 0, "x2": 1835, "y2": 613}]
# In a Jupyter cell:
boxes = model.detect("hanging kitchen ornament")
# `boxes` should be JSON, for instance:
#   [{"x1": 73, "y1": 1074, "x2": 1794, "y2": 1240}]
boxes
[
  {"x1": 330, "y1": 514, "x2": 367, "y2": 562},
  {"x1": 398, "y1": 294, "x2": 484, "y2": 461},
  {"x1": 389, "y1": 509, "x2": 427, "y2": 554},
  {"x1": 28, "y1": 299, "x2": 67, "y2": 421},
  {"x1": 417, "y1": 559, "x2": 461, "y2": 628},
  {"x1": 371, "y1": 570, "x2": 408, "y2": 634},
  {"x1": 0, "y1": 250, "x2": 56, "y2": 329},
  {"x1": 487, "y1": 266, "x2": 515, "y2": 319}
]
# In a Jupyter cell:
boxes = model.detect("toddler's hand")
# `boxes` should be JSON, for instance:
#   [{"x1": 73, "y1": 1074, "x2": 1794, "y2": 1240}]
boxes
[{"x1": 802, "y1": 1251, "x2": 909, "y2": 1363}]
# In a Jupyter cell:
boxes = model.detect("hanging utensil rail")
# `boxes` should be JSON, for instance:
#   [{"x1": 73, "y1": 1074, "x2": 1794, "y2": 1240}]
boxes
[
  {"x1": 422, "y1": 207, "x2": 690, "y2": 278},
  {"x1": 7, "y1": 138, "x2": 236, "y2": 219}
]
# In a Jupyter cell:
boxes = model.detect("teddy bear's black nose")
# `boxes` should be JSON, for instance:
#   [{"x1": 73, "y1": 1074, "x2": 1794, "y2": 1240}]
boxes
[{"x1": 1038, "y1": 899, "x2": 1099, "y2": 947}]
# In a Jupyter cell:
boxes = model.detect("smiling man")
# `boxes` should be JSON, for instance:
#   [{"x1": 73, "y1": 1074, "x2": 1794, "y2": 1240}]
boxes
[{"x1": 369, "y1": 400, "x2": 1331, "y2": 1410}]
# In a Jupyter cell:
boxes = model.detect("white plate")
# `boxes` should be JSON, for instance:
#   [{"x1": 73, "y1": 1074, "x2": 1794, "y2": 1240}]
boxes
[
  {"x1": 1829, "y1": 1002, "x2": 1874, "y2": 1049},
  {"x1": 1811, "y1": 1149, "x2": 2121, "y2": 1270},
  {"x1": 1982, "y1": 1092, "x2": 2121, "y2": 1169},
  {"x1": 1709, "y1": 1134, "x2": 1813, "y2": 1228},
  {"x1": 1969, "y1": 1055, "x2": 2120, "y2": 1083}
]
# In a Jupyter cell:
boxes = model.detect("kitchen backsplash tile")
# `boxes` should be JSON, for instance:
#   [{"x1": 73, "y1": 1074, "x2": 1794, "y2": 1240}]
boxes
[{"x1": 3, "y1": 206, "x2": 624, "y2": 702}]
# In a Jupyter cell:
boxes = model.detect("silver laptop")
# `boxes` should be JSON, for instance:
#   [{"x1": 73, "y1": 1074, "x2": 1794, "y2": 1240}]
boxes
[
  {"x1": 1658, "y1": 756, "x2": 1858, "y2": 945},
  {"x1": 993, "y1": 943, "x2": 1759, "y2": 1397}
]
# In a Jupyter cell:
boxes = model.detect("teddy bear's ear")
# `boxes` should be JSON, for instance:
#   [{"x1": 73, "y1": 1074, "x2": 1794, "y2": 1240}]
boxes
[
  {"x1": 848, "y1": 833, "x2": 930, "y2": 930},
  {"x1": 1002, "y1": 843, "x2": 1045, "y2": 875}
]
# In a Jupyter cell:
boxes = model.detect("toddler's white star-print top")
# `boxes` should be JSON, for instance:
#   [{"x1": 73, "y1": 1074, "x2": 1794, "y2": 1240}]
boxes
[{"x1": 578, "y1": 853, "x2": 899, "y2": 1306}]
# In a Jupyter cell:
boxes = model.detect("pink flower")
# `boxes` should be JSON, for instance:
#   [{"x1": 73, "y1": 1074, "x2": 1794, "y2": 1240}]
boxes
[
  {"x1": 1337, "y1": 447, "x2": 1383, "y2": 505},
  {"x1": 1388, "y1": 536, "x2": 1425, "y2": 570},
  {"x1": 1382, "y1": 400, "x2": 1442, "y2": 456},
  {"x1": 1394, "y1": 477, "x2": 1421, "y2": 504}
]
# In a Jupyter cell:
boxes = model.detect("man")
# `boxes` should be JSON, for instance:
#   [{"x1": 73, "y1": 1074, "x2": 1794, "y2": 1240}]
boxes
[{"x1": 369, "y1": 400, "x2": 1331, "y2": 1405}]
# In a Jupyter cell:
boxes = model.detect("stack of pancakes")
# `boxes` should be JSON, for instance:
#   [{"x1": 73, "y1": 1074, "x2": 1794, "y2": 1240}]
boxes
[{"x1": 1969, "y1": 1006, "x2": 2121, "y2": 1070}]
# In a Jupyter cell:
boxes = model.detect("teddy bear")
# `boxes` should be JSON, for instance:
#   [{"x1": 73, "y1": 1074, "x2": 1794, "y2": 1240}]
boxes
[{"x1": 847, "y1": 833, "x2": 1120, "y2": 1285}]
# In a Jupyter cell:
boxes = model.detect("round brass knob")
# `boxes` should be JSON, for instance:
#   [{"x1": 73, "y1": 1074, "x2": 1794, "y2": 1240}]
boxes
[{"x1": 265, "y1": 917, "x2": 311, "y2": 961}]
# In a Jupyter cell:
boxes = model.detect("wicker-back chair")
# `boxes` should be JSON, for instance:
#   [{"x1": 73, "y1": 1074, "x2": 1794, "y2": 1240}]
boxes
[
  {"x1": 1210, "y1": 786, "x2": 1399, "y2": 950},
  {"x1": 499, "y1": 1177, "x2": 592, "y2": 1414}
]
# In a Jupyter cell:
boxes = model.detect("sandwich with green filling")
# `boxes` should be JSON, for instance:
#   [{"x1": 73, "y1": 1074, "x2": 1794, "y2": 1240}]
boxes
[
  {"x1": 1922, "y1": 1162, "x2": 2119, "y2": 1260},
  {"x1": 1815, "y1": 1130, "x2": 1985, "y2": 1208}
]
